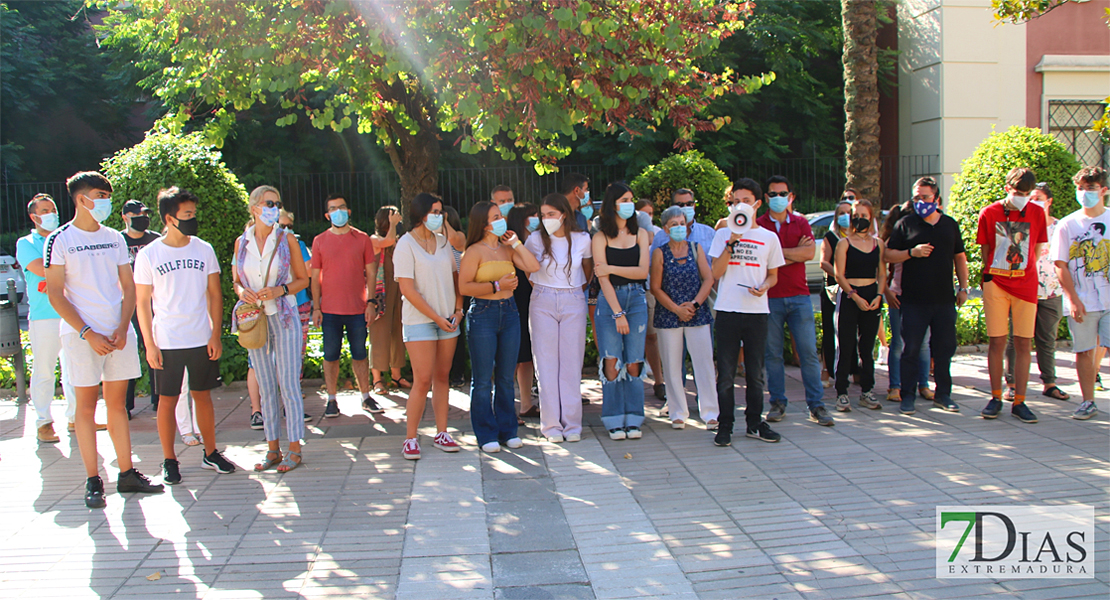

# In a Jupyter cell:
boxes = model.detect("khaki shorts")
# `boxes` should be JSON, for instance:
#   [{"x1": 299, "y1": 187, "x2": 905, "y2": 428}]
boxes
[
  {"x1": 646, "y1": 292, "x2": 657, "y2": 335},
  {"x1": 983, "y1": 280, "x2": 1036, "y2": 338}
]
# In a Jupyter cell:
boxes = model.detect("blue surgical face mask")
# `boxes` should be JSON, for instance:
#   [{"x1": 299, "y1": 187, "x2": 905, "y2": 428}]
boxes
[
  {"x1": 527, "y1": 216, "x2": 540, "y2": 232},
  {"x1": 668, "y1": 225, "x2": 687, "y2": 242},
  {"x1": 90, "y1": 197, "x2": 113, "y2": 223},
  {"x1": 1078, "y1": 189, "x2": 1103, "y2": 209},
  {"x1": 424, "y1": 213, "x2": 443, "y2": 231},
  {"x1": 580, "y1": 205, "x2": 593, "y2": 220},
  {"x1": 490, "y1": 218, "x2": 507, "y2": 237},
  {"x1": 617, "y1": 202, "x2": 635, "y2": 219},
  {"x1": 581, "y1": 191, "x2": 590, "y2": 206},
  {"x1": 680, "y1": 206, "x2": 696, "y2": 224},
  {"x1": 913, "y1": 200, "x2": 937, "y2": 219},
  {"x1": 768, "y1": 196, "x2": 790, "y2": 214},
  {"x1": 328, "y1": 209, "x2": 349, "y2": 227},
  {"x1": 499, "y1": 201, "x2": 514, "y2": 216},
  {"x1": 836, "y1": 213, "x2": 851, "y2": 230},
  {"x1": 259, "y1": 206, "x2": 280, "y2": 226},
  {"x1": 37, "y1": 213, "x2": 59, "y2": 232}
]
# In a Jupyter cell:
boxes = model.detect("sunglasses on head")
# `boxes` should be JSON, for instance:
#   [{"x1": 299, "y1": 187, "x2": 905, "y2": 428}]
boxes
[{"x1": 766, "y1": 191, "x2": 790, "y2": 198}]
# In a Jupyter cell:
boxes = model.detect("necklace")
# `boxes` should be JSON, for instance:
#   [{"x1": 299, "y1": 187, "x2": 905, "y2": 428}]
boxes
[
  {"x1": 415, "y1": 228, "x2": 436, "y2": 253},
  {"x1": 482, "y1": 236, "x2": 500, "y2": 251}
]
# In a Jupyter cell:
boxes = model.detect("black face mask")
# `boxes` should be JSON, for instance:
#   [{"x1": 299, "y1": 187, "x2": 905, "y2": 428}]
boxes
[
  {"x1": 174, "y1": 217, "x2": 199, "y2": 237},
  {"x1": 852, "y1": 217, "x2": 870, "y2": 233},
  {"x1": 129, "y1": 215, "x2": 150, "y2": 232}
]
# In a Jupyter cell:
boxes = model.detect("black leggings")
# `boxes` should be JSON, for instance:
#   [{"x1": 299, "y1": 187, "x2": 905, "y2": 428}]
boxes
[{"x1": 835, "y1": 284, "x2": 881, "y2": 395}]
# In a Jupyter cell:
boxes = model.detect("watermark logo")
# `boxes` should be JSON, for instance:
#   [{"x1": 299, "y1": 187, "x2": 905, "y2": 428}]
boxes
[{"x1": 936, "y1": 505, "x2": 1093, "y2": 578}]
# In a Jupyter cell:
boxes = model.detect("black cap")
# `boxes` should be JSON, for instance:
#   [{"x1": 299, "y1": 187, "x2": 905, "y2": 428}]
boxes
[{"x1": 122, "y1": 200, "x2": 150, "y2": 215}]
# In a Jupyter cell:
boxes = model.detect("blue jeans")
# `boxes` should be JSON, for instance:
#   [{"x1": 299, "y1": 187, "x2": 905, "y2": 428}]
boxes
[
  {"x1": 766, "y1": 295, "x2": 825, "y2": 410},
  {"x1": 321, "y1": 312, "x2": 368, "y2": 362},
  {"x1": 595, "y1": 284, "x2": 648, "y2": 430},
  {"x1": 887, "y1": 302, "x2": 930, "y2": 390},
  {"x1": 466, "y1": 298, "x2": 521, "y2": 446}
]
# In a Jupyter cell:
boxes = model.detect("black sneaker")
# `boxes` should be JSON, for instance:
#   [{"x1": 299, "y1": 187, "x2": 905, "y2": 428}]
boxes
[
  {"x1": 116, "y1": 469, "x2": 164, "y2": 494},
  {"x1": 981, "y1": 398, "x2": 1003, "y2": 419},
  {"x1": 249, "y1": 411, "x2": 264, "y2": 430},
  {"x1": 746, "y1": 422, "x2": 781, "y2": 443},
  {"x1": 1012, "y1": 403, "x2": 1038, "y2": 423},
  {"x1": 362, "y1": 396, "x2": 385, "y2": 413},
  {"x1": 201, "y1": 450, "x2": 236, "y2": 474},
  {"x1": 85, "y1": 476, "x2": 106, "y2": 509},
  {"x1": 713, "y1": 429, "x2": 732, "y2": 447},
  {"x1": 933, "y1": 397, "x2": 960, "y2": 412},
  {"x1": 766, "y1": 402, "x2": 786, "y2": 422},
  {"x1": 162, "y1": 459, "x2": 182, "y2": 485},
  {"x1": 809, "y1": 406, "x2": 835, "y2": 426},
  {"x1": 324, "y1": 400, "x2": 340, "y2": 418}
]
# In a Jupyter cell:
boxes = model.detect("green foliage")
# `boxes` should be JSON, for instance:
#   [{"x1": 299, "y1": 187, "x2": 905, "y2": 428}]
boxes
[
  {"x1": 946, "y1": 126, "x2": 1082, "y2": 287},
  {"x1": 100, "y1": 131, "x2": 252, "y2": 322},
  {"x1": 630, "y1": 151, "x2": 731, "y2": 226}
]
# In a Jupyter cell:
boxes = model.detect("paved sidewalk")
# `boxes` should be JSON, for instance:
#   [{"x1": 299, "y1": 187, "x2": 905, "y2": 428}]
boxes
[{"x1": 0, "y1": 352, "x2": 1107, "y2": 599}]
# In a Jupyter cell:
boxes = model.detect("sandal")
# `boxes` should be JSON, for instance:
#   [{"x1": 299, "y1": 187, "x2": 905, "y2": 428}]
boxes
[
  {"x1": 181, "y1": 433, "x2": 201, "y2": 447},
  {"x1": 277, "y1": 451, "x2": 302, "y2": 473},
  {"x1": 373, "y1": 380, "x2": 387, "y2": 395},
  {"x1": 1042, "y1": 386, "x2": 1069, "y2": 400},
  {"x1": 254, "y1": 450, "x2": 282, "y2": 472},
  {"x1": 395, "y1": 377, "x2": 413, "y2": 390}
]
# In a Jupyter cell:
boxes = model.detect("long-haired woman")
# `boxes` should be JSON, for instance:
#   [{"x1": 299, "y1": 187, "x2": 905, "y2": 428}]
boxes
[
  {"x1": 233, "y1": 186, "x2": 310, "y2": 472},
  {"x1": 592, "y1": 182, "x2": 651, "y2": 440},
  {"x1": 370, "y1": 205, "x2": 408, "y2": 393},
  {"x1": 393, "y1": 193, "x2": 464, "y2": 460},
  {"x1": 506, "y1": 203, "x2": 541, "y2": 420},
  {"x1": 459, "y1": 201, "x2": 540, "y2": 452},
  {"x1": 833, "y1": 199, "x2": 886, "y2": 411},
  {"x1": 525, "y1": 193, "x2": 594, "y2": 443}
]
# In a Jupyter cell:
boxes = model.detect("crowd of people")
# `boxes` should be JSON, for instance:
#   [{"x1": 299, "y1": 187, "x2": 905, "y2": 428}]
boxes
[{"x1": 18, "y1": 165, "x2": 1109, "y2": 509}]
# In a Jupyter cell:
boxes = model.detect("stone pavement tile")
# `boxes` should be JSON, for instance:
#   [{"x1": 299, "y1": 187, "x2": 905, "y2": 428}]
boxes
[
  {"x1": 483, "y1": 477, "x2": 557, "y2": 502},
  {"x1": 487, "y1": 500, "x2": 577, "y2": 553},
  {"x1": 495, "y1": 583, "x2": 595, "y2": 599},
  {"x1": 694, "y1": 581, "x2": 805, "y2": 600},
  {"x1": 492, "y1": 550, "x2": 588, "y2": 587}
]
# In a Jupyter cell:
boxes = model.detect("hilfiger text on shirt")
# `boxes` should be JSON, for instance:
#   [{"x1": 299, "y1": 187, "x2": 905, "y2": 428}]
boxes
[{"x1": 155, "y1": 258, "x2": 207, "y2": 276}]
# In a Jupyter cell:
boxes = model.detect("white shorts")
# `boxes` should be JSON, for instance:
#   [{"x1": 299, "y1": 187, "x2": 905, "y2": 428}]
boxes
[
  {"x1": 61, "y1": 329, "x2": 141, "y2": 387},
  {"x1": 1068, "y1": 310, "x2": 1110, "y2": 354}
]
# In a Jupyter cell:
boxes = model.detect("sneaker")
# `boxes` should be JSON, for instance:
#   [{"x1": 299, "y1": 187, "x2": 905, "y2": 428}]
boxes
[
  {"x1": 249, "y1": 411, "x2": 264, "y2": 430},
  {"x1": 505, "y1": 437, "x2": 524, "y2": 449},
  {"x1": 671, "y1": 420, "x2": 685, "y2": 429},
  {"x1": 1096, "y1": 375, "x2": 1105, "y2": 392},
  {"x1": 767, "y1": 402, "x2": 786, "y2": 422},
  {"x1": 361, "y1": 396, "x2": 385, "y2": 413},
  {"x1": 660, "y1": 405, "x2": 669, "y2": 418},
  {"x1": 324, "y1": 400, "x2": 340, "y2": 418},
  {"x1": 546, "y1": 433, "x2": 565, "y2": 443},
  {"x1": 608, "y1": 428, "x2": 626, "y2": 440},
  {"x1": 481, "y1": 441, "x2": 501, "y2": 453},
  {"x1": 900, "y1": 398, "x2": 916, "y2": 415},
  {"x1": 858, "y1": 392, "x2": 881, "y2": 410},
  {"x1": 116, "y1": 469, "x2": 164, "y2": 494},
  {"x1": 85, "y1": 476, "x2": 106, "y2": 509},
  {"x1": 878, "y1": 346, "x2": 889, "y2": 365},
  {"x1": 918, "y1": 386, "x2": 935, "y2": 401},
  {"x1": 402, "y1": 438, "x2": 421, "y2": 460},
  {"x1": 625, "y1": 426, "x2": 642, "y2": 439},
  {"x1": 1011, "y1": 403, "x2": 1038, "y2": 423},
  {"x1": 162, "y1": 459, "x2": 182, "y2": 485},
  {"x1": 433, "y1": 431, "x2": 460, "y2": 452},
  {"x1": 981, "y1": 399, "x2": 1003, "y2": 419},
  {"x1": 201, "y1": 450, "x2": 236, "y2": 474},
  {"x1": 933, "y1": 397, "x2": 960, "y2": 412},
  {"x1": 303, "y1": 412, "x2": 311, "y2": 422},
  {"x1": 706, "y1": 419, "x2": 719, "y2": 431},
  {"x1": 37, "y1": 423, "x2": 59, "y2": 444},
  {"x1": 1072, "y1": 400, "x2": 1098, "y2": 420},
  {"x1": 564, "y1": 433, "x2": 580, "y2": 443},
  {"x1": 746, "y1": 422, "x2": 781, "y2": 443},
  {"x1": 809, "y1": 406, "x2": 835, "y2": 426},
  {"x1": 835, "y1": 394, "x2": 851, "y2": 412},
  {"x1": 713, "y1": 429, "x2": 732, "y2": 447}
]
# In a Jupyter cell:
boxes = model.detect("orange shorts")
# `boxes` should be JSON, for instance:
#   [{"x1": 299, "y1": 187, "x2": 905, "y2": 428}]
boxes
[{"x1": 983, "y1": 280, "x2": 1036, "y2": 338}]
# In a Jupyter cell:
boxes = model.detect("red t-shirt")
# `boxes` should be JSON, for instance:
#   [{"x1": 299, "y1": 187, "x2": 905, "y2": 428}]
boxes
[
  {"x1": 975, "y1": 201, "x2": 1047, "y2": 304},
  {"x1": 310, "y1": 227, "x2": 376, "y2": 315},
  {"x1": 756, "y1": 211, "x2": 813, "y2": 298}
]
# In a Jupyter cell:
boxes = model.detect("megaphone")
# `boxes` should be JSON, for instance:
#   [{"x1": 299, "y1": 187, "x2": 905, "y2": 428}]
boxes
[{"x1": 727, "y1": 202, "x2": 754, "y2": 235}]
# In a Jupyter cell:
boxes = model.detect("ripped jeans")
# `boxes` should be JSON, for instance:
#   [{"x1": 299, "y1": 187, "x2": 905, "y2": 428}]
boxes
[{"x1": 595, "y1": 283, "x2": 648, "y2": 431}]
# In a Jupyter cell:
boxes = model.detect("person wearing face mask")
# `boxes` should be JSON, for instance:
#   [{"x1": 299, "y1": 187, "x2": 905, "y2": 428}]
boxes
[
  {"x1": 832, "y1": 200, "x2": 887, "y2": 412},
  {"x1": 884, "y1": 176, "x2": 970, "y2": 417},
  {"x1": 561, "y1": 173, "x2": 592, "y2": 231},
  {"x1": 506, "y1": 203, "x2": 541, "y2": 422},
  {"x1": 819, "y1": 201, "x2": 854, "y2": 390},
  {"x1": 975, "y1": 168, "x2": 1048, "y2": 424},
  {"x1": 309, "y1": 193, "x2": 381, "y2": 418},
  {"x1": 459, "y1": 201, "x2": 540, "y2": 452},
  {"x1": 525, "y1": 193, "x2": 594, "y2": 442},
  {"x1": 134, "y1": 187, "x2": 234, "y2": 484},
  {"x1": 1052, "y1": 166, "x2": 1110, "y2": 421},
  {"x1": 18, "y1": 193, "x2": 85, "y2": 443},
  {"x1": 491, "y1": 184, "x2": 515, "y2": 217},
  {"x1": 370, "y1": 205, "x2": 408, "y2": 394},
  {"x1": 121, "y1": 199, "x2": 161, "y2": 416},
  {"x1": 45, "y1": 171, "x2": 163, "y2": 508}
]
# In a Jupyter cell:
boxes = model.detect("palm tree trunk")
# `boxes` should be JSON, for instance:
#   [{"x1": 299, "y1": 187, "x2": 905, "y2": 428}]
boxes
[{"x1": 842, "y1": 0, "x2": 882, "y2": 203}]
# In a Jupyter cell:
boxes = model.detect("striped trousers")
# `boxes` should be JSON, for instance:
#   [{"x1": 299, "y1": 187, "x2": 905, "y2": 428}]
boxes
[{"x1": 248, "y1": 314, "x2": 305, "y2": 442}]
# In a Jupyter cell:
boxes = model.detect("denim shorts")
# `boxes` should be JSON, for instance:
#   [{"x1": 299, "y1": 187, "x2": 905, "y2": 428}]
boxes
[
  {"x1": 403, "y1": 321, "x2": 461, "y2": 343},
  {"x1": 322, "y1": 312, "x2": 368, "y2": 362}
]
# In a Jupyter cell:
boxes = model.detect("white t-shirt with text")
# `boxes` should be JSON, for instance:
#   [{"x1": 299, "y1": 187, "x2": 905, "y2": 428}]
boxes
[
  {"x1": 43, "y1": 223, "x2": 133, "y2": 336},
  {"x1": 1051, "y1": 210, "x2": 1110, "y2": 314},
  {"x1": 134, "y1": 237, "x2": 222, "y2": 350},
  {"x1": 708, "y1": 226, "x2": 785, "y2": 314}
]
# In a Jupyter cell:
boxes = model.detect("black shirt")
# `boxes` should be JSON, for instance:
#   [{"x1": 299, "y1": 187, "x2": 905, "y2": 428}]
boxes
[
  {"x1": 887, "y1": 212, "x2": 965, "y2": 305},
  {"x1": 823, "y1": 230, "x2": 840, "y2": 286},
  {"x1": 124, "y1": 230, "x2": 159, "y2": 266}
]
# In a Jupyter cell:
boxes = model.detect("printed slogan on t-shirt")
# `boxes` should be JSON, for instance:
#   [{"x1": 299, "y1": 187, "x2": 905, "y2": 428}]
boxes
[{"x1": 989, "y1": 221, "x2": 1031, "y2": 278}]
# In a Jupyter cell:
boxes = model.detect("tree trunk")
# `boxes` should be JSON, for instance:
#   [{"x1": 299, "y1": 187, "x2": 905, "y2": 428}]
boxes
[
  {"x1": 380, "y1": 81, "x2": 440, "y2": 223},
  {"x1": 842, "y1": 0, "x2": 882, "y2": 204}
]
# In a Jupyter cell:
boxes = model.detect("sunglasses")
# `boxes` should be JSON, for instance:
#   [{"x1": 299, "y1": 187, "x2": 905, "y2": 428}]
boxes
[
  {"x1": 766, "y1": 191, "x2": 790, "y2": 198},
  {"x1": 263, "y1": 200, "x2": 283, "y2": 209},
  {"x1": 674, "y1": 201, "x2": 695, "y2": 207},
  {"x1": 842, "y1": 195, "x2": 856, "y2": 201}
]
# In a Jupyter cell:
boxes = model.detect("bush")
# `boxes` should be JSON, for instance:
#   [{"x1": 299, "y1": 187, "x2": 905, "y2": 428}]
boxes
[
  {"x1": 947, "y1": 126, "x2": 1082, "y2": 287},
  {"x1": 101, "y1": 131, "x2": 252, "y2": 323},
  {"x1": 630, "y1": 151, "x2": 731, "y2": 227}
]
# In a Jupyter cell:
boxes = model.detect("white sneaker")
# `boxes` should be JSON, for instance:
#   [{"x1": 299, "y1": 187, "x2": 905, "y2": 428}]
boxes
[
  {"x1": 505, "y1": 437, "x2": 523, "y2": 449},
  {"x1": 878, "y1": 346, "x2": 889, "y2": 365},
  {"x1": 481, "y1": 441, "x2": 501, "y2": 453},
  {"x1": 546, "y1": 433, "x2": 565, "y2": 443},
  {"x1": 564, "y1": 433, "x2": 581, "y2": 442}
]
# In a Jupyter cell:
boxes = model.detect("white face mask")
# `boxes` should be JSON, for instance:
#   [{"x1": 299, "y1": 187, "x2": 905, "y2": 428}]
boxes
[
  {"x1": 542, "y1": 216, "x2": 563, "y2": 234},
  {"x1": 1009, "y1": 194, "x2": 1028, "y2": 211}
]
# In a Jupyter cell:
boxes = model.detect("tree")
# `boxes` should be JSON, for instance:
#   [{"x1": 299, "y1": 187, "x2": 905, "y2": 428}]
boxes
[
  {"x1": 101, "y1": 0, "x2": 770, "y2": 214},
  {"x1": 841, "y1": 0, "x2": 881, "y2": 202}
]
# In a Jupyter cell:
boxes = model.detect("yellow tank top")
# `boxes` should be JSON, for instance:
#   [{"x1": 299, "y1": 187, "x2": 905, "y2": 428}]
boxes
[{"x1": 475, "y1": 260, "x2": 514, "y2": 283}]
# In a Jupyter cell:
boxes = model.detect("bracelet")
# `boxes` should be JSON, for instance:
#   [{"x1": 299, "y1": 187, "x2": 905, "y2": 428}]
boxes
[
  {"x1": 493, "y1": 280, "x2": 501, "y2": 293},
  {"x1": 368, "y1": 298, "x2": 379, "y2": 305},
  {"x1": 958, "y1": 287, "x2": 969, "y2": 294},
  {"x1": 847, "y1": 289, "x2": 857, "y2": 297},
  {"x1": 281, "y1": 284, "x2": 289, "y2": 296},
  {"x1": 79, "y1": 325, "x2": 91, "y2": 340},
  {"x1": 313, "y1": 307, "x2": 321, "y2": 312},
  {"x1": 512, "y1": 240, "x2": 522, "y2": 249},
  {"x1": 612, "y1": 310, "x2": 627, "y2": 320}
]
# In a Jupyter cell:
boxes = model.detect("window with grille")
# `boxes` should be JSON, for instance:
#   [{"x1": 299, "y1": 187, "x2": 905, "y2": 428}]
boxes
[{"x1": 1048, "y1": 100, "x2": 1108, "y2": 168}]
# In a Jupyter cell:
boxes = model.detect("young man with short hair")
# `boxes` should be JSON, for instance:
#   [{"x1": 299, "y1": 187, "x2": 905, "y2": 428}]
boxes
[
  {"x1": 45, "y1": 171, "x2": 163, "y2": 508},
  {"x1": 491, "y1": 185, "x2": 515, "y2": 216},
  {"x1": 1052, "y1": 166, "x2": 1110, "y2": 420},
  {"x1": 122, "y1": 199, "x2": 160, "y2": 416},
  {"x1": 561, "y1": 173, "x2": 591, "y2": 231},
  {"x1": 135, "y1": 187, "x2": 233, "y2": 484},
  {"x1": 977, "y1": 168, "x2": 1048, "y2": 423},
  {"x1": 310, "y1": 193, "x2": 381, "y2": 416},
  {"x1": 709, "y1": 178, "x2": 785, "y2": 446}
]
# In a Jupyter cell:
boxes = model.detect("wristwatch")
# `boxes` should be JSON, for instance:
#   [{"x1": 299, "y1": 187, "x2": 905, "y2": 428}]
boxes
[
  {"x1": 692, "y1": 301, "x2": 701, "y2": 309},
  {"x1": 368, "y1": 298, "x2": 379, "y2": 305},
  {"x1": 281, "y1": 284, "x2": 289, "y2": 296}
]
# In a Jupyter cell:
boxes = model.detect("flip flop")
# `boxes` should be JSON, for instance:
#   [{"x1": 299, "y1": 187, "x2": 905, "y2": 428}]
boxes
[
  {"x1": 277, "y1": 451, "x2": 303, "y2": 473},
  {"x1": 254, "y1": 450, "x2": 282, "y2": 472},
  {"x1": 395, "y1": 378, "x2": 413, "y2": 389},
  {"x1": 1042, "y1": 386, "x2": 1069, "y2": 400}
]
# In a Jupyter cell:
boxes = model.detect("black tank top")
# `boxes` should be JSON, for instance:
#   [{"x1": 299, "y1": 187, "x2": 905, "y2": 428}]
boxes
[
  {"x1": 606, "y1": 245, "x2": 644, "y2": 287},
  {"x1": 844, "y1": 239, "x2": 880, "y2": 279}
]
